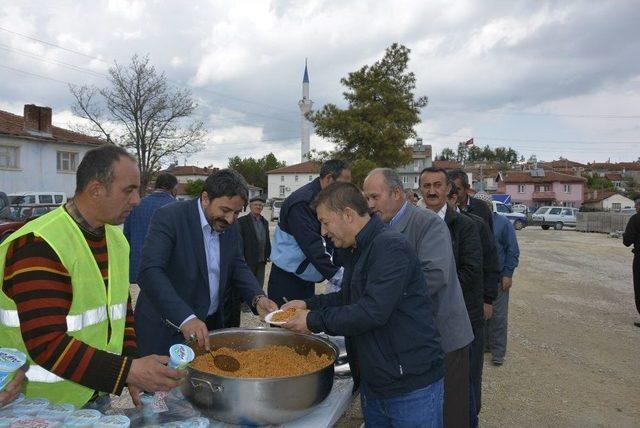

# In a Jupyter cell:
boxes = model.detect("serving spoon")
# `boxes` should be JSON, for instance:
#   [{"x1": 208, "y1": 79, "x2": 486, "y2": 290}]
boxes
[{"x1": 164, "y1": 319, "x2": 240, "y2": 372}]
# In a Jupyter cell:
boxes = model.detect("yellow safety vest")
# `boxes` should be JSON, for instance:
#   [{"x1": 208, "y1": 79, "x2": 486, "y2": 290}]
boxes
[{"x1": 0, "y1": 207, "x2": 130, "y2": 407}]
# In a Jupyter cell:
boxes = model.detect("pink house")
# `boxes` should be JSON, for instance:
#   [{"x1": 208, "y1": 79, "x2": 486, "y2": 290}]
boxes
[{"x1": 497, "y1": 170, "x2": 587, "y2": 209}]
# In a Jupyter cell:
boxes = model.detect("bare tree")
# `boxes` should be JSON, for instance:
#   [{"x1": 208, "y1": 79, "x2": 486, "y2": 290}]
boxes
[{"x1": 70, "y1": 54, "x2": 205, "y2": 193}]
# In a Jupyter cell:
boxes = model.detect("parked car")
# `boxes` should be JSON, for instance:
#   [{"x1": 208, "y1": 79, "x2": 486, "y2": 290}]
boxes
[
  {"x1": 531, "y1": 206, "x2": 578, "y2": 230},
  {"x1": 8, "y1": 192, "x2": 67, "y2": 207},
  {"x1": 270, "y1": 199, "x2": 284, "y2": 221},
  {"x1": 0, "y1": 205, "x2": 59, "y2": 242},
  {"x1": 620, "y1": 207, "x2": 637, "y2": 215},
  {"x1": 492, "y1": 201, "x2": 527, "y2": 230},
  {"x1": 511, "y1": 203, "x2": 529, "y2": 215}
]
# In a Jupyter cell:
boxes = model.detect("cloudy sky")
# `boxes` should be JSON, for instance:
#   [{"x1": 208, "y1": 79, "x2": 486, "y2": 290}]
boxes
[{"x1": 1, "y1": 0, "x2": 639, "y2": 167}]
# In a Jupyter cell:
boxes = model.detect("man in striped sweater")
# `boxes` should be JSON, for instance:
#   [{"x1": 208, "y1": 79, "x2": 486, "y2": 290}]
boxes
[{"x1": 0, "y1": 145, "x2": 183, "y2": 408}]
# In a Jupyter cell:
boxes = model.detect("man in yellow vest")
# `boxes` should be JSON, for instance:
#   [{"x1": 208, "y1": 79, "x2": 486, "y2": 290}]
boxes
[{"x1": 0, "y1": 145, "x2": 183, "y2": 408}]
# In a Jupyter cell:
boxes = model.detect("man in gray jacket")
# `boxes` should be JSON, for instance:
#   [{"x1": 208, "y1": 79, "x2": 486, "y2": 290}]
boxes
[{"x1": 364, "y1": 168, "x2": 474, "y2": 427}]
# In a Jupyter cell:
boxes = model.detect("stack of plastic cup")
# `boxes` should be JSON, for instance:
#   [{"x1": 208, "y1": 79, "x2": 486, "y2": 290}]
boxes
[{"x1": 0, "y1": 349, "x2": 26, "y2": 392}]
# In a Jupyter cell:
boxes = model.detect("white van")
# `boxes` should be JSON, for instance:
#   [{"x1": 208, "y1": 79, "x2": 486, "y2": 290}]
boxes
[
  {"x1": 531, "y1": 206, "x2": 578, "y2": 230},
  {"x1": 9, "y1": 192, "x2": 67, "y2": 206}
]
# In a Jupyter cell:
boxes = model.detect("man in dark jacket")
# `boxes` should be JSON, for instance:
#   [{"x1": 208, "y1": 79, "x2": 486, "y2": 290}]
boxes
[
  {"x1": 283, "y1": 182, "x2": 444, "y2": 427},
  {"x1": 267, "y1": 160, "x2": 350, "y2": 306},
  {"x1": 224, "y1": 196, "x2": 271, "y2": 327},
  {"x1": 449, "y1": 169, "x2": 494, "y2": 232},
  {"x1": 123, "y1": 172, "x2": 177, "y2": 283},
  {"x1": 623, "y1": 198, "x2": 640, "y2": 327},
  {"x1": 420, "y1": 167, "x2": 484, "y2": 427}
]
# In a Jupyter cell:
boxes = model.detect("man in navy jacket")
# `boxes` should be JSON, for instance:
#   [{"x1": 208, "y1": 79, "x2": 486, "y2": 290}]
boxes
[
  {"x1": 267, "y1": 160, "x2": 350, "y2": 305},
  {"x1": 134, "y1": 170, "x2": 278, "y2": 355},
  {"x1": 283, "y1": 182, "x2": 444, "y2": 427},
  {"x1": 123, "y1": 172, "x2": 177, "y2": 283}
]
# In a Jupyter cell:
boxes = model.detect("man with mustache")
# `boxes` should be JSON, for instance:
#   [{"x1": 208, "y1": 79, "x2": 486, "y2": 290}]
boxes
[
  {"x1": 420, "y1": 167, "x2": 485, "y2": 427},
  {"x1": 134, "y1": 169, "x2": 278, "y2": 355},
  {"x1": 363, "y1": 168, "x2": 473, "y2": 427}
]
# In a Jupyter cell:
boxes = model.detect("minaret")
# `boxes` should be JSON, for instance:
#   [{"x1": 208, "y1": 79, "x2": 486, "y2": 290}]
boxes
[{"x1": 298, "y1": 59, "x2": 313, "y2": 161}]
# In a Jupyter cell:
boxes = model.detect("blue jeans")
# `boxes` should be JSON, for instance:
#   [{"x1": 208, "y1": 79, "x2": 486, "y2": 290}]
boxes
[{"x1": 360, "y1": 378, "x2": 444, "y2": 428}]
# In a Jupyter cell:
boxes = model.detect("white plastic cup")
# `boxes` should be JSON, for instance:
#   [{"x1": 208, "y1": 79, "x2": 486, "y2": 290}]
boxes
[{"x1": 168, "y1": 344, "x2": 195, "y2": 370}]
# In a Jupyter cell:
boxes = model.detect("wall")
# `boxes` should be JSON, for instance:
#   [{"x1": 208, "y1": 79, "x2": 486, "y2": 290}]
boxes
[
  {"x1": 0, "y1": 135, "x2": 94, "y2": 197},
  {"x1": 576, "y1": 212, "x2": 633, "y2": 233},
  {"x1": 602, "y1": 194, "x2": 634, "y2": 211},
  {"x1": 267, "y1": 173, "x2": 318, "y2": 199},
  {"x1": 504, "y1": 183, "x2": 534, "y2": 206},
  {"x1": 551, "y1": 182, "x2": 584, "y2": 207}
]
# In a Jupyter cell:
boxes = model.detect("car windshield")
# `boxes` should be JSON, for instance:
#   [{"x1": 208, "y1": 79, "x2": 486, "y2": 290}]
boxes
[{"x1": 534, "y1": 207, "x2": 548, "y2": 215}]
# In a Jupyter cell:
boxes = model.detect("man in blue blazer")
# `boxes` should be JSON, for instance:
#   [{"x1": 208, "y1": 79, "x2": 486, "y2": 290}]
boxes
[{"x1": 134, "y1": 169, "x2": 278, "y2": 355}]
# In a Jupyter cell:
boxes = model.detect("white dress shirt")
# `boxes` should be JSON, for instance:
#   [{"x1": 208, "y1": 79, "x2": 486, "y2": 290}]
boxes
[
  {"x1": 180, "y1": 201, "x2": 222, "y2": 327},
  {"x1": 437, "y1": 204, "x2": 447, "y2": 221}
]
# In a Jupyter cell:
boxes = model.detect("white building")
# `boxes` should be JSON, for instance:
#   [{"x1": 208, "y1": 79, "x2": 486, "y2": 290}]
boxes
[
  {"x1": 582, "y1": 190, "x2": 635, "y2": 212},
  {"x1": 0, "y1": 104, "x2": 104, "y2": 197},
  {"x1": 266, "y1": 161, "x2": 319, "y2": 200},
  {"x1": 395, "y1": 138, "x2": 433, "y2": 189}
]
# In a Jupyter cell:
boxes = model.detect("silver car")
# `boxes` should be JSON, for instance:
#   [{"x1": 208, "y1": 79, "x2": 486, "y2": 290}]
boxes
[{"x1": 531, "y1": 206, "x2": 578, "y2": 230}]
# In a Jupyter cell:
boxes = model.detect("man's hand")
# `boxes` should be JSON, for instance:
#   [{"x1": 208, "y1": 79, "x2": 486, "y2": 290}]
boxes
[
  {"x1": 501, "y1": 276, "x2": 513, "y2": 291},
  {"x1": 256, "y1": 296, "x2": 278, "y2": 320},
  {"x1": 281, "y1": 300, "x2": 307, "y2": 311},
  {"x1": 128, "y1": 385, "x2": 143, "y2": 407},
  {"x1": 0, "y1": 368, "x2": 25, "y2": 408},
  {"x1": 126, "y1": 355, "x2": 184, "y2": 393},
  {"x1": 484, "y1": 303, "x2": 493, "y2": 320},
  {"x1": 283, "y1": 309, "x2": 311, "y2": 334},
  {"x1": 181, "y1": 318, "x2": 210, "y2": 350}
]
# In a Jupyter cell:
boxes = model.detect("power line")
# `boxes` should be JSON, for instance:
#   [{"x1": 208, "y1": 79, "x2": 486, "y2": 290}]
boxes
[
  {"x1": 427, "y1": 106, "x2": 640, "y2": 120},
  {"x1": 422, "y1": 131, "x2": 640, "y2": 146},
  {"x1": 0, "y1": 26, "x2": 108, "y2": 62},
  {"x1": 0, "y1": 25, "x2": 300, "y2": 116},
  {"x1": 0, "y1": 64, "x2": 73, "y2": 85},
  {"x1": 0, "y1": 43, "x2": 108, "y2": 79}
]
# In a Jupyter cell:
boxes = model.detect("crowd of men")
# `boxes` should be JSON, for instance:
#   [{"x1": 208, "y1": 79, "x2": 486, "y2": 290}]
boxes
[{"x1": 0, "y1": 146, "x2": 521, "y2": 428}]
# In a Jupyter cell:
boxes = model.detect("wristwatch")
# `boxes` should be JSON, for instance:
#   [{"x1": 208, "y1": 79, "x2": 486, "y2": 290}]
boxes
[{"x1": 251, "y1": 294, "x2": 266, "y2": 308}]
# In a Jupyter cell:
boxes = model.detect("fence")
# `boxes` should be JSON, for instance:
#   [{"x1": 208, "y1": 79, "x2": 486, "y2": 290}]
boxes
[{"x1": 576, "y1": 212, "x2": 633, "y2": 233}]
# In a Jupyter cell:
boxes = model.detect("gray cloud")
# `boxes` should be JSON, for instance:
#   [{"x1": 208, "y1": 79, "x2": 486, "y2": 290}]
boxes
[{"x1": 0, "y1": 0, "x2": 638, "y2": 166}]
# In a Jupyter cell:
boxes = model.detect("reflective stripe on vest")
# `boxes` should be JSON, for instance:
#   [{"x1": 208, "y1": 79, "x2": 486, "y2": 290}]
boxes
[
  {"x1": 0, "y1": 303, "x2": 127, "y2": 332},
  {"x1": 26, "y1": 365, "x2": 65, "y2": 383}
]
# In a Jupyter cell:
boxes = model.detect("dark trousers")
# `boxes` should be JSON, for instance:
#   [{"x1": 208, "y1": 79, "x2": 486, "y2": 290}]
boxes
[
  {"x1": 469, "y1": 323, "x2": 485, "y2": 427},
  {"x1": 222, "y1": 262, "x2": 267, "y2": 328},
  {"x1": 250, "y1": 262, "x2": 267, "y2": 289},
  {"x1": 634, "y1": 254, "x2": 640, "y2": 316},
  {"x1": 267, "y1": 264, "x2": 315, "y2": 307},
  {"x1": 443, "y1": 345, "x2": 470, "y2": 428}
]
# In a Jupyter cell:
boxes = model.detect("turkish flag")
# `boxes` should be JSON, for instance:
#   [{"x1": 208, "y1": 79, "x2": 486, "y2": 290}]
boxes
[{"x1": 464, "y1": 138, "x2": 474, "y2": 147}]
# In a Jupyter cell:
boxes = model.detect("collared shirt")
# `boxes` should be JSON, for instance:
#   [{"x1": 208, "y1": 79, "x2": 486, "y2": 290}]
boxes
[
  {"x1": 65, "y1": 198, "x2": 105, "y2": 238},
  {"x1": 389, "y1": 201, "x2": 409, "y2": 227},
  {"x1": 198, "y1": 200, "x2": 221, "y2": 316},
  {"x1": 437, "y1": 204, "x2": 448, "y2": 221}
]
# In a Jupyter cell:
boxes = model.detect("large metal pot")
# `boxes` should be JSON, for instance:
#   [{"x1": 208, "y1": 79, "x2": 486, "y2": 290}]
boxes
[{"x1": 181, "y1": 328, "x2": 338, "y2": 425}]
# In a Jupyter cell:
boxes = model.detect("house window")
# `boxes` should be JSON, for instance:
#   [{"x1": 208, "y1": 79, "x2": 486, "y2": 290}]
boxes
[
  {"x1": 295, "y1": 175, "x2": 299, "y2": 182},
  {"x1": 414, "y1": 176, "x2": 418, "y2": 184},
  {"x1": 279, "y1": 185, "x2": 285, "y2": 196},
  {"x1": 402, "y1": 176, "x2": 408, "y2": 184},
  {"x1": 517, "y1": 184, "x2": 525, "y2": 193},
  {"x1": 308, "y1": 175, "x2": 312, "y2": 181},
  {"x1": 280, "y1": 175, "x2": 284, "y2": 182},
  {"x1": 562, "y1": 202, "x2": 575, "y2": 208},
  {"x1": 563, "y1": 184, "x2": 571, "y2": 193},
  {"x1": 536, "y1": 185, "x2": 550, "y2": 192},
  {"x1": 57, "y1": 151, "x2": 78, "y2": 172},
  {"x1": 612, "y1": 203, "x2": 621, "y2": 212},
  {"x1": 0, "y1": 145, "x2": 19, "y2": 168}
]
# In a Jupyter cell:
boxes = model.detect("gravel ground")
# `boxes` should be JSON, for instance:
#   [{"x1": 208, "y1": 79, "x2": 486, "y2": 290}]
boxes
[{"x1": 124, "y1": 217, "x2": 640, "y2": 427}]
